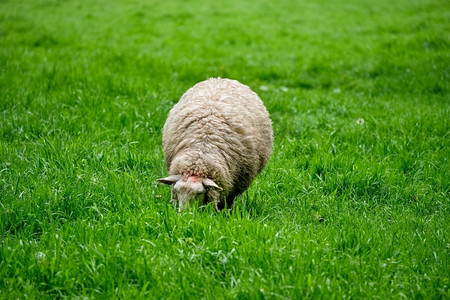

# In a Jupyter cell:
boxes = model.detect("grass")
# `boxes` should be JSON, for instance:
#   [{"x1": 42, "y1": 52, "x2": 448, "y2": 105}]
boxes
[{"x1": 0, "y1": 0, "x2": 449, "y2": 298}]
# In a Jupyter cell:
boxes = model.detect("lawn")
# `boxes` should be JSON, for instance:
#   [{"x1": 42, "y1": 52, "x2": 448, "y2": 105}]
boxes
[{"x1": 0, "y1": 0, "x2": 449, "y2": 298}]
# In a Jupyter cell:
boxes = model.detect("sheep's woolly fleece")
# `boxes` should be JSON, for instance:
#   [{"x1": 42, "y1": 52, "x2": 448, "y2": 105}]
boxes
[{"x1": 161, "y1": 77, "x2": 273, "y2": 209}]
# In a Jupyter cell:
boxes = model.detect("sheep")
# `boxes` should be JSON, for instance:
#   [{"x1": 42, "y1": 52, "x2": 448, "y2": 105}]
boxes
[{"x1": 158, "y1": 78, "x2": 273, "y2": 211}]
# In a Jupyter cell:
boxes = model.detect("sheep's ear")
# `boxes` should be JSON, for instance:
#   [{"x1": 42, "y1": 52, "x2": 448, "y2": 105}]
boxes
[
  {"x1": 157, "y1": 175, "x2": 181, "y2": 185},
  {"x1": 203, "y1": 178, "x2": 223, "y2": 191}
]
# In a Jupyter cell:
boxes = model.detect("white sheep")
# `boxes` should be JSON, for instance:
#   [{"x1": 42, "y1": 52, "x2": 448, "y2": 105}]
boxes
[{"x1": 158, "y1": 78, "x2": 273, "y2": 211}]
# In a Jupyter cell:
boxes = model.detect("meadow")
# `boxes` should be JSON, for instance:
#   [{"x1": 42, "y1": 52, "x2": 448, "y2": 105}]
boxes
[{"x1": 0, "y1": 0, "x2": 449, "y2": 298}]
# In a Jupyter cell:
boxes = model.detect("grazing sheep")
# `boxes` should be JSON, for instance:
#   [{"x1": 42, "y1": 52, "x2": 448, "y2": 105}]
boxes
[{"x1": 158, "y1": 78, "x2": 273, "y2": 211}]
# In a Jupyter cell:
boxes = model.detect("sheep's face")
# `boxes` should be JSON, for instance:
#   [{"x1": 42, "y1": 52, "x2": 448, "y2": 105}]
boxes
[
  {"x1": 173, "y1": 177, "x2": 205, "y2": 211},
  {"x1": 157, "y1": 175, "x2": 222, "y2": 211}
]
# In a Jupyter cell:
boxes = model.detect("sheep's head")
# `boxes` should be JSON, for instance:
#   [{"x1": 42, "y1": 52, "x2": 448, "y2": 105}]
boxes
[{"x1": 157, "y1": 175, "x2": 222, "y2": 211}]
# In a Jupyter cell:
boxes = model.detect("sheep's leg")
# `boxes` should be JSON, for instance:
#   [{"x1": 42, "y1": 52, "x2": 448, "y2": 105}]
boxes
[{"x1": 214, "y1": 199, "x2": 220, "y2": 211}]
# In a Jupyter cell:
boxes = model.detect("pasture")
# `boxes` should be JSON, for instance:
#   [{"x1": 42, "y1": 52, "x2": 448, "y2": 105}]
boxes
[{"x1": 0, "y1": 0, "x2": 449, "y2": 298}]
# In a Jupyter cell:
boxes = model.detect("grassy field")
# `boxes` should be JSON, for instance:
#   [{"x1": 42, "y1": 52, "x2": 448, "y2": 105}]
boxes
[{"x1": 1, "y1": 0, "x2": 449, "y2": 298}]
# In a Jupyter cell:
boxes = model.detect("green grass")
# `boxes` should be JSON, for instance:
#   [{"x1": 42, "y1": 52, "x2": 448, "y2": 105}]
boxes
[{"x1": 1, "y1": 0, "x2": 449, "y2": 298}]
